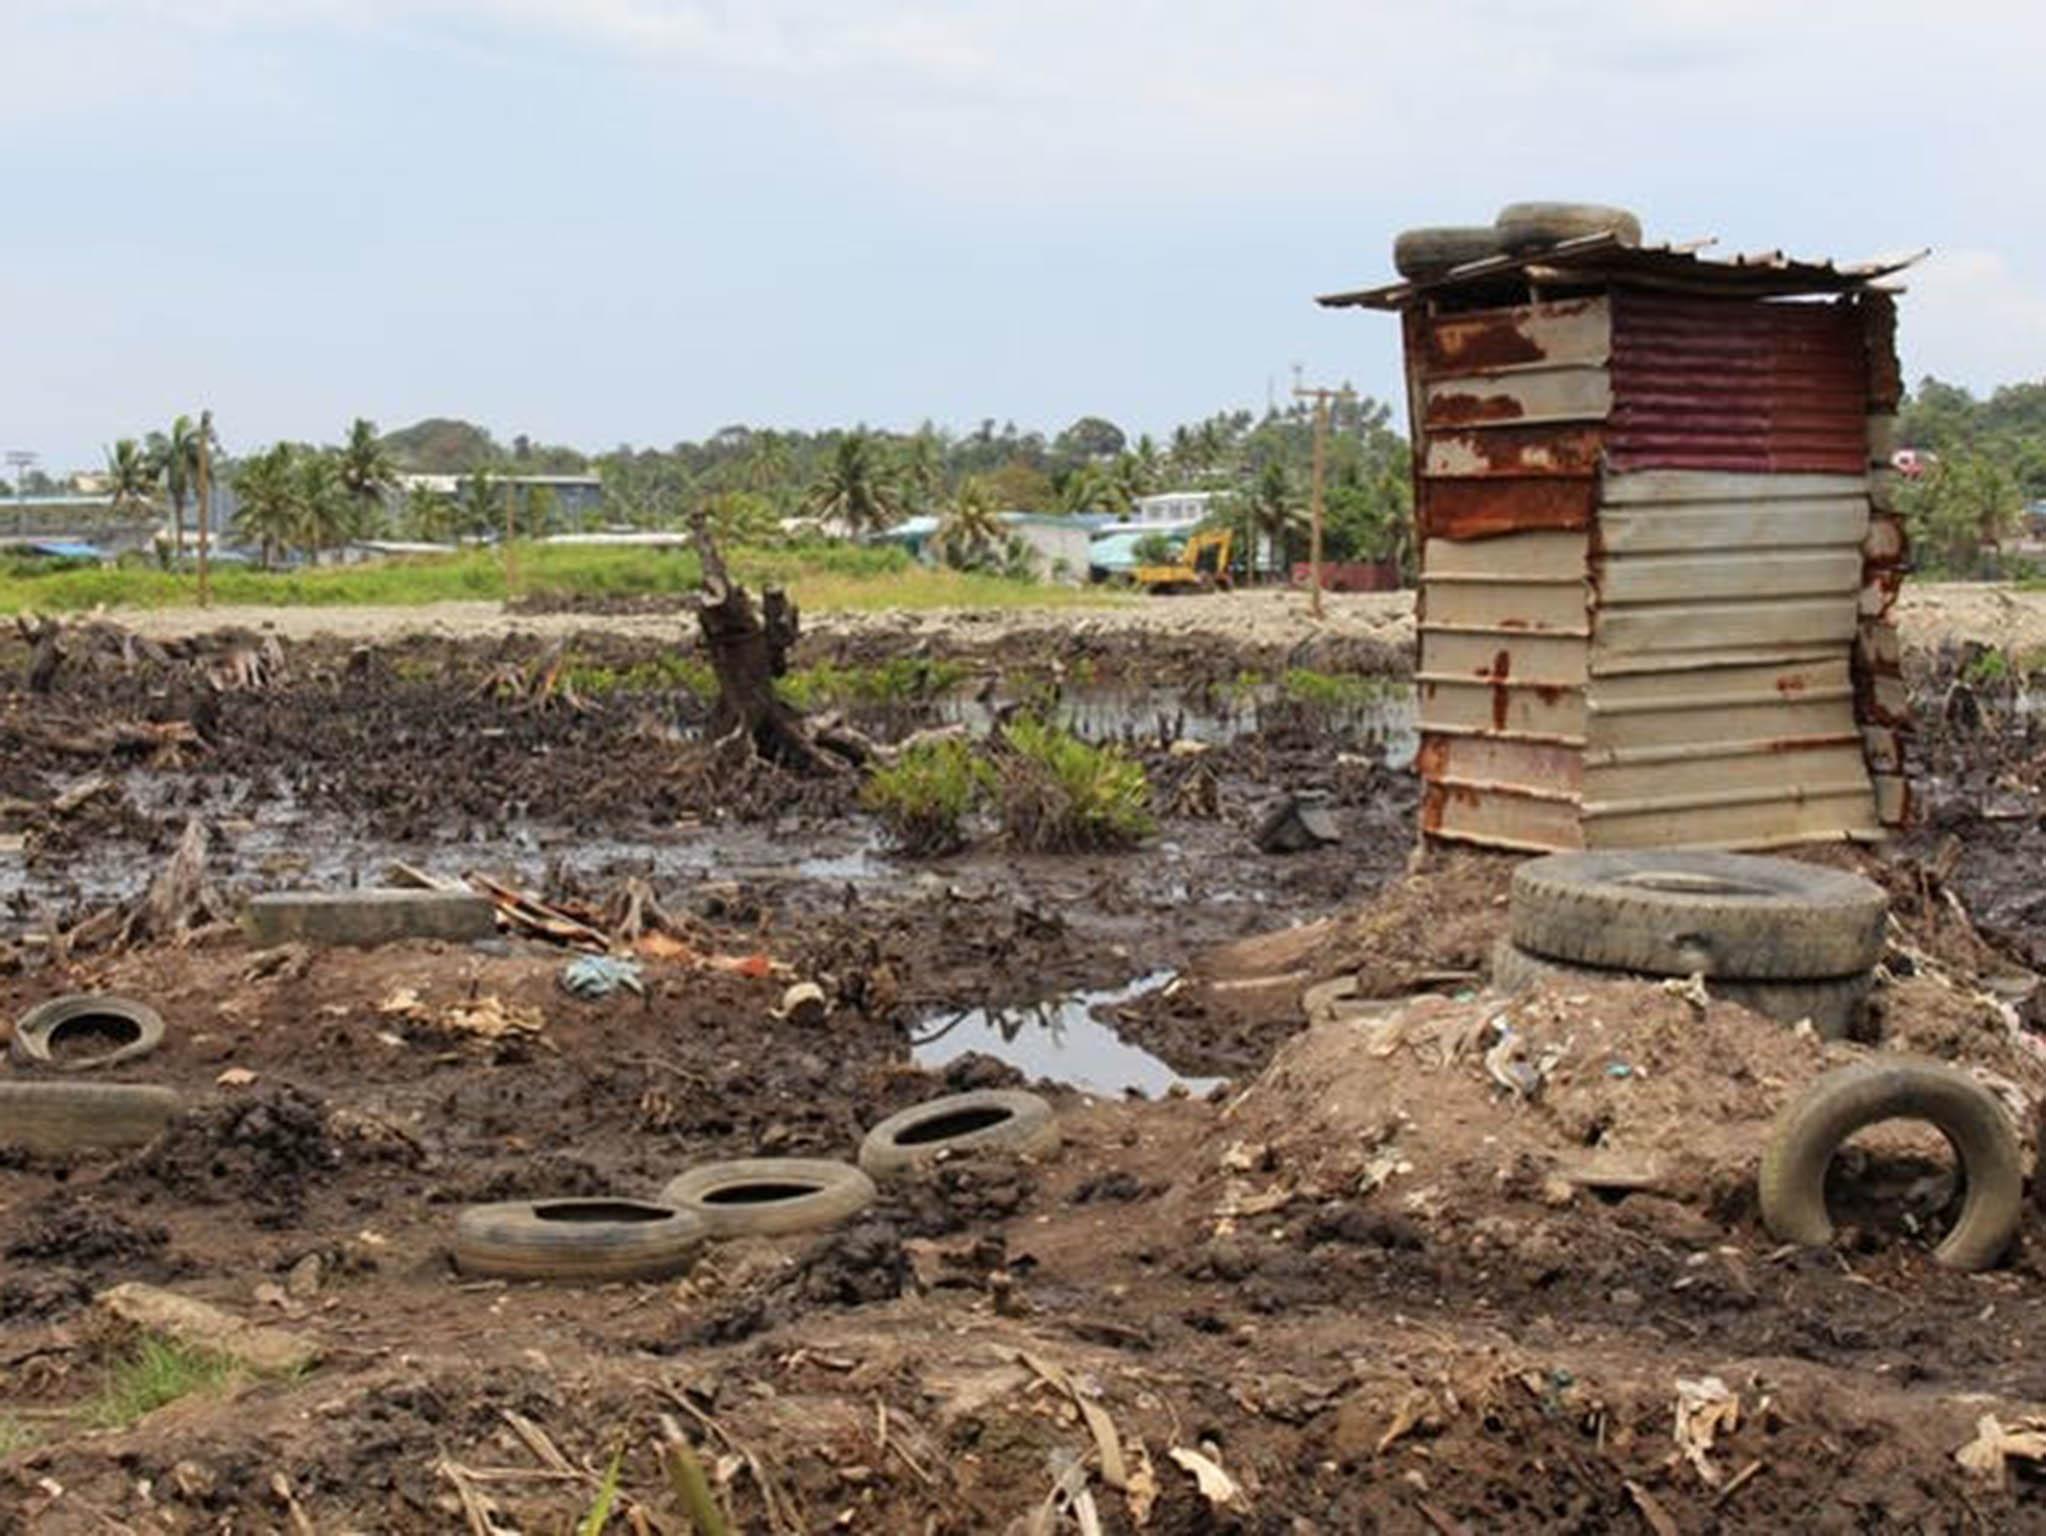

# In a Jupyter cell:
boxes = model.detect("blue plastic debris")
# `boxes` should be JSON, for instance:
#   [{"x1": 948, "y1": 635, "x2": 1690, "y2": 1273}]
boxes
[{"x1": 561, "y1": 954, "x2": 644, "y2": 1000}]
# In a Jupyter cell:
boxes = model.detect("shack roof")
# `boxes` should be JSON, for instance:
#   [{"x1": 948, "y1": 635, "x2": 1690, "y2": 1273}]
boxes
[{"x1": 1317, "y1": 233, "x2": 1928, "y2": 312}]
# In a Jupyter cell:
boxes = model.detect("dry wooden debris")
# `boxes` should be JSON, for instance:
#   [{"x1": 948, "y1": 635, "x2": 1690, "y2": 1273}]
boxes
[{"x1": 1956, "y1": 1413, "x2": 2046, "y2": 1486}]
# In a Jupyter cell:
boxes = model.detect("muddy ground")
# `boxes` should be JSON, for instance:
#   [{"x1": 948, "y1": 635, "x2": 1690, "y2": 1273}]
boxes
[{"x1": 3, "y1": 609, "x2": 2046, "y2": 1533}]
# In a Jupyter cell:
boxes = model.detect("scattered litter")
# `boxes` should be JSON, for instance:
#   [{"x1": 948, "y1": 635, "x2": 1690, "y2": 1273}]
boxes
[
  {"x1": 560, "y1": 954, "x2": 645, "y2": 1000},
  {"x1": 1167, "y1": 1445, "x2": 1248, "y2": 1514},
  {"x1": 1483, "y1": 1017, "x2": 1543, "y2": 1099},
  {"x1": 1956, "y1": 1413, "x2": 2046, "y2": 1485},
  {"x1": 215, "y1": 1067, "x2": 258, "y2": 1088},
  {"x1": 380, "y1": 987, "x2": 544, "y2": 1040},
  {"x1": 1673, "y1": 1376, "x2": 1740, "y2": 1484},
  {"x1": 1662, "y1": 974, "x2": 1711, "y2": 1013},
  {"x1": 773, "y1": 981, "x2": 828, "y2": 1026},
  {"x1": 1606, "y1": 1060, "x2": 1633, "y2": 1079}
]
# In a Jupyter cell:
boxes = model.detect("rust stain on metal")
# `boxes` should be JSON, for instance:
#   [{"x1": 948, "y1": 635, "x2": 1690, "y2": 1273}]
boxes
[
  {"x1": 1426, "y1": 425, "x2": 1603, "y2": 479},
  {"x1": 1776, "y1": 673, "x2": 1809, "y2": 695},
  {"x1": 1422, "y1": 478, "x2": 1595, "y2": 541},
  {"x1": 1490, "y1": 649, "x2": 1512, "y2": 731},
  {"x1": 1427, "y1": 390, "x2": 1529, "y2": 427},
  {"x1": 1421, "y1": 299, "x2": 1602, "y2": 374}
]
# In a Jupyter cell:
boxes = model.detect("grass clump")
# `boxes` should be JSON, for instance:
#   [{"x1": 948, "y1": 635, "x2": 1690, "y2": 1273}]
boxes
[
  {"x1": 1281, "y1": 668, "x2": 1393, "y2": 708},
  {"x1": 781, "y1": 658, "x2": 969, "y2": 709},
  {"x1": 0, "y1": 1416, "x2": 36, "y2": 1455},
  {"x1": 862, "y1": 736, "x2": 991, "y2": 855},
  {"x1": 563, "y1": 653, "x2": 717, "y2": 698},
  {"x1": 994, "y1": 717, "x2": 1153, "y2": 852},
  {"x1": 85, "y1": 1335, "x2": 243, "y2": 1428}
]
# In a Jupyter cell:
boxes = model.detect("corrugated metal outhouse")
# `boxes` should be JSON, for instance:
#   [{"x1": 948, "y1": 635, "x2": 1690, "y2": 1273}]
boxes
[{"x1": 1320, "y1": 233, "x2": 1919, "y2": 852}]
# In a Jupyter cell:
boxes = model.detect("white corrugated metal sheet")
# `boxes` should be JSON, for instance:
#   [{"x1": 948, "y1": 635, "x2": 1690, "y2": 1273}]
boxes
[{"x1": 1580, "y1": 470, "x2": 1879, "y2": 848}]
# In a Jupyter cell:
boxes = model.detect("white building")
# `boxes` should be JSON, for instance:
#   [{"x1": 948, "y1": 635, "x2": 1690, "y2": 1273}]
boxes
[{"x1": 1129, "y1": 490, "x2": 1218, "y2": 526}]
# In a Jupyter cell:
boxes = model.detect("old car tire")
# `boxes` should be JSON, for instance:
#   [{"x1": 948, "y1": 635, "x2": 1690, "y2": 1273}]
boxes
[
  {"x1": 1759, "y1": 1058, "x2": 2021, "y2": 1272},
  {"x1": 1494, "y1": 201, "x2": 1643, "y2": 252},
  {"x1": 1510, "y1": 851, "x2": 1886, "y2": 981},
  {"x1": 1393, "y1": 225, "x2": 1508, "y2": 280},
  {"x1": 660, "y1": 1158, "x2": 876, "y2": 1238},
  {"x1": 452, "y1": 1199, "x2": 707, "y2": 1282},
  {"x1": 859, "y1": 1089, "x2": 1059, "y2": 1180},
  {"x1": 11, "y1": 995, "x2": 166, "y2": 1072},
  {"x1": 1489, "y1": 938, "x2": 1870, "y2": 1040},
  {"x1": 0, "y1": 1081, "x2": 180, "y2": 1154}
]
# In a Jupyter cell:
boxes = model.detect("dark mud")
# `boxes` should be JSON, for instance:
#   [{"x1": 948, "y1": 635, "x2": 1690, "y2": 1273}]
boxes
[{"x1": 3, "y1": 625, "x2": 2046, "y2": 1531}]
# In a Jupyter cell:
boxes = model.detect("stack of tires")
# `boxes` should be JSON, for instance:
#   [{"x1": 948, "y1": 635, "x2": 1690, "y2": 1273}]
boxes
[
  {"x1": 1493, "y1": 851, "x2": 1889, "y2": 1040},
  {"x1": 1393, "y1": 201, "x2": 1643, "y2": 281}
]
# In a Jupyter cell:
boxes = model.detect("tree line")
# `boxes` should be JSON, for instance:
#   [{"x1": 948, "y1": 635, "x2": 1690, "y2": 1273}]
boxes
[
  {"x1": 50, "y1": 400, "x2": 1417, "y2": 574},
  {"x1": 1896, "y1": 376, "x2": 2046, "y2": 575}
]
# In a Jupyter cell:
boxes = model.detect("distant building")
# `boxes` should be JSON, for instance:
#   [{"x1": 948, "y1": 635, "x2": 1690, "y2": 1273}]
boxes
[
  {"x1": 1130, "y1": 490, "x2": 1219, "y2": 526},
  {"x1": 865, "y1": 512, "x2": 1091, "y2": 584},
  {"x1": 395, "y1": 472, "x2": 604, "y2": 526}
]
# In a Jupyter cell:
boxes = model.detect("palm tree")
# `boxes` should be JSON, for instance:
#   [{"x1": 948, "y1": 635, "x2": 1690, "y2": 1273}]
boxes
[
  {"x1": 804, "y1": 429, "x2": 902, "y2": 538},
  {"x1": 104, "y1": 439, "x2": 155, "y2": 519},
  {"x1": 233, "y1": 443, "x2": 300, "y2": 569},
  {"x1": 935, "y1": 476, "x2": 1004, "y2": 567},
  {"x1": 901, "y1": 427, "x2": 947, "y2": 516},
  {"x1": 456, "y1": 471, "x2": 500, "y2": 544},
  {"x1": 337, "y1": 418, "x2": 397, "y2": 536},
  {"x1": 294, "y1": 450, "x2": 352, "y2": 560},
  {"x1": 1059, "y1": 462, "x2": 1131, "y2": 518},
  {"x1": 401, "y1": 483, "x2": 456, "y2": 544},
  {"x1": 743, "y1": 430, "x2": 791, "y2": 509},
  {"x1": 148, "y1": 415, "x2": 202, "y2": 557},
  {"x1": 1245, "y1": 459, "x2": 1303, "y2": 579}
]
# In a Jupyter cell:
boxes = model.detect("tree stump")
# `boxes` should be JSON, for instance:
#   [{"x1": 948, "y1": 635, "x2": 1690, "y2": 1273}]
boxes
[
  {"x1": 689, "y1": 514, "x2": 860, "y2": 775},
  {"x1": 16, "y1": 614, "x2": 64, "y2": 695}
]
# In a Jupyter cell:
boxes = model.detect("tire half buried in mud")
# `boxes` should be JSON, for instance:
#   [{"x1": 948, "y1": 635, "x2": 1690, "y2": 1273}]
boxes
[
  {"x1": 859, "y1": 1089, "x2": 1059, "y2": 1180},
  {"x1": 1759, "y1": 1057, "x2": 2022, "y2": 1272},
  {"x1": 0, "y1": 1081, "x2": 180, "y2": 1154},
  {"x1": 1489, "y1": 938, "x2": 1872, "y2": 1040},
  {"x1": 1510, "y1": 851, "x2": 1887, "y2": 981},
  {"x1": 660, "y1": 1157, "x2": 876, "y2": 1238},
  {"x1": 11, "y1": 994, "x2": 165, "y2": 1072},
  {"x1": 452, "y1": 1199, "x2": 707, "y2": 1282}
]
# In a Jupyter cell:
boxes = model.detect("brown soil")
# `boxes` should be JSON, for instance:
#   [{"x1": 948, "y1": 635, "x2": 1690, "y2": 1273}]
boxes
[{"x1": 3, "y1": 618, "x2": 2046, "y2": 1531}]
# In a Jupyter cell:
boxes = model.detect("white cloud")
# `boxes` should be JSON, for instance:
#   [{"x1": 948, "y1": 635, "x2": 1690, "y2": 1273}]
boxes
[{"x1": 1898, "y1": 249, "x2": 2046, "y2": 392}]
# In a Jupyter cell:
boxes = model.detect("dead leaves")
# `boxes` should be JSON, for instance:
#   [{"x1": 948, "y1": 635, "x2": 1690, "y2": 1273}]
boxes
[
  {"x1": 378, "y1": 987, "x2": 545, "y2": 1041},
  {"x1": 1672, "y1": 1375, "x2": 1740, "y2": 1486},
  {"x1": 1165, "y1": 1445, "x2": 1249, "y2": 1515}
]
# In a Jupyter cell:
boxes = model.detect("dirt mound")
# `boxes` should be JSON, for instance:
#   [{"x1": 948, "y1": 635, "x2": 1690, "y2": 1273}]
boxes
[
  {"x1": 127, "y1": 1084, "x2": 342, "y2": 1227},
  {"x1": 1191, "y1": 977, "x2": 2037, "y2": 1236}
]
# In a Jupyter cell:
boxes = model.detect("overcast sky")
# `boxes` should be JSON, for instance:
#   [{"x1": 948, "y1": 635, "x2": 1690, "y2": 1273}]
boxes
[{"x1": 5, "y1": 0, "x2": 2042, "y2": 470}]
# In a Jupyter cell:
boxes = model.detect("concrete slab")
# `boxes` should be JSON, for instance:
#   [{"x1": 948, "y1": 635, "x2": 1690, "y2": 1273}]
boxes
[
  {"x1": 97, "y1": 1282, "x2": 321, "y2": 1374},
  {"x1": 245, "y1": 889, "x2": 496, "y2": 948}
]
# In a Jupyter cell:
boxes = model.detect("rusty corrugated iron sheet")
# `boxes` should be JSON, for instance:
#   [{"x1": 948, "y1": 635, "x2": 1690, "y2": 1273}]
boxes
[{"x1": 1605, "y1": 294, "x2": 1870, "y2": 475}]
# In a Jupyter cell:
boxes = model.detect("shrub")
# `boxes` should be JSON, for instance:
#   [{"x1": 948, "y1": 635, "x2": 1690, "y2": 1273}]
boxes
[
  {"x1": 862, "y1": 736, "x2": 990, "y2": 855},
  {"x1": 994, "y1": 717, "x2": 1153, "y2": 852}
]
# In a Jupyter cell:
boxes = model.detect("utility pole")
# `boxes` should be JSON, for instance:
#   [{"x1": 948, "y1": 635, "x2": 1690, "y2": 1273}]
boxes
[
  {"x1": 5, "y1": 450, "x2": 35, "y2": 537},
  {"x1": 1292, "y1": 383, "x2": 1354, "y2": 620},
  {"x1": 194, "y1": 410, "x2": 213, "y2": 608},
  {"x1": 504, "y1": 480, "x2": 519, "y2": 598}
]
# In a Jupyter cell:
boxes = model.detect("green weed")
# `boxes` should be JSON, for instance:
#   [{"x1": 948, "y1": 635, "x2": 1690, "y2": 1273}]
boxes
[
  {"x1": 1280, "y1": 668, "x2": 1392, "y2": 708},
  {"x1": 779, "y1": 658, "x2": 968, "y2": 709},
  {"x1": 85, "y1": 1336, "x2": 243, "y2": 1429},
  {"x1": 573, "y1": 1444, "x2": 626, "y2": 1535},
  {"x1": 0, "y1": 541, "x2": 1133, "y2": 616},
  {"x1": 0, "y1": 1416, "x2": 36, "y2": 1455},
  {"x1": 862, "y1": 736, "x2": 992, "y2": 855},
  {"x1": 994, "y1": 717, "x2": 1153, "y2": 852},
  {"x1": 563, "y1": 653, "x2": 717, "y2": 698}
]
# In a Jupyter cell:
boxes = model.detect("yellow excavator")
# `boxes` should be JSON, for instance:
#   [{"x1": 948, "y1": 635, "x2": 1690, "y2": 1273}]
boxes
[{"x1": 1132, "y1": 528, "x2": 1233, "y2": 594}]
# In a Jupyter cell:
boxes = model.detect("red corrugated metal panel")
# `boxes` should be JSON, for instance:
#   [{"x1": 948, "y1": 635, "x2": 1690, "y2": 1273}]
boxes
[{"x1": 1607, "y1": 293, "x2": 1869, "y2": 474}]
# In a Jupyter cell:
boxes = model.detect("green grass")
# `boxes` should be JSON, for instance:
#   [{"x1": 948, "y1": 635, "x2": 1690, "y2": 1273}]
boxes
[
  {"x1": 1280, "y1": 668, "x2": 1398, "y2": 708},
  {"x1": 84, "y1": 1336, "x2": 244, "y2": 1429},
  {"x1": 778, "y1": 657, "x2": 970, "y2": 709},
  {"x1": 0, "y1": 1415, "x2": 35, "y2": 1455},
  {"x1": 562, "y1": 653, "x2": 718, "y2": 698},
  {"x1": 995, "y1": 716, "x2": 1153, "y2": 852},
  {"x1": 0, "y1": 543, "x2": 1134, "y2": 616},
  {"x1": 863, "y1": 736, "x2": 992, "y2": 854}
]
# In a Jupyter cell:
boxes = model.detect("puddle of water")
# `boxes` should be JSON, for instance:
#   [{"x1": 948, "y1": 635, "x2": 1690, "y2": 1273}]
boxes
[
  {"x1": 909, "y1": 971, "x2": 1221, "y2": 1100},
  {"x1": 934, "y1": 681, "x2": 1418, "y2": 766}
]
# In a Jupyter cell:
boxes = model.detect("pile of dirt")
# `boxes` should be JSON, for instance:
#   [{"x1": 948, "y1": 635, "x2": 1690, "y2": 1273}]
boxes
[{"x1": 126, "y1": 1084, "x2": 343, "y2": 1227}]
